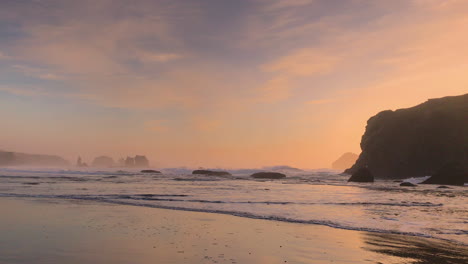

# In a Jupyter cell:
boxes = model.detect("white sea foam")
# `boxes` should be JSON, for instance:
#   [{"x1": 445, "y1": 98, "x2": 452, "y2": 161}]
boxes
[{"x1": 0, "y1": 167, "x2": 466, "y2": 245}]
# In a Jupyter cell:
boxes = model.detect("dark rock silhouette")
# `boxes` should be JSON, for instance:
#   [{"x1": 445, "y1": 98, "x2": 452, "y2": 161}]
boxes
[
  {"x1": 346, "y1": 94, "x2": 468, "y2": 179},
  {"x1": 134, "y1": 155, "x2": 150, "y2": 167},
  {"x1": 0, "y1": 150, "x2": 69, "y2": 167},
  {"x1": 347, "y1": 167, "x2": 374, "y2": 182},
  {"x1": 332, "y1": 152, "x2": 358, "y2": 170},
  {"x1": 91, "y1": 156, "x2": 114, "y2": 167},
  {"x1": 251, "y1": 172, "x2": 286, "y2": 179},
  {"x1": 141, "y1": 170, "x2": 161, "y2": 173},
  {"x1": 421, "y1": 162, "x2": 467, "y2": 186},
  {"x1": 192, "y1": 170, "x2": 232, "y2": 176},
  {"x1": 76, "y1": 156, "x2": 88, "y2": 167},
  {"x1": 400, "y1": 182, "x2": 417, "y2": 187}
]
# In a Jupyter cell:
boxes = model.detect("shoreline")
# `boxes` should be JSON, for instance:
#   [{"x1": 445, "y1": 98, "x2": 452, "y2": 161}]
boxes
[
  {"x1": 1, "y1": 197, "x2": 466, "y2": 264},
  {"x1": 1, "y1": 192, "x2": 466, "y2": 247}
]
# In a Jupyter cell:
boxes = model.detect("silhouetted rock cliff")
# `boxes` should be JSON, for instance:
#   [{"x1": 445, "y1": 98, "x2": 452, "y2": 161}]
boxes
[
  {"x1": 332, "y1": 152, "x2": 358, "y2": 170},
  {"x1": 346, "y1": 94, "x2": 468, "y2": 179},
  {"x1": 421, "y1": 162, "x2": 466, "y2": 186},
  {"x1": 347, "y1": 167, "x2": 374, "y2": 182},
  {"x1": 0, "y1": 150, "x2": 69, "y2": 167}
]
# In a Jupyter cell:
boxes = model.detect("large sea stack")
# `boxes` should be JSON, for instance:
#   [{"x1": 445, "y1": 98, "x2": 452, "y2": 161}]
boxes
[
  {"x1": 0, "y1": 150, "x2": 69, "y2": 167},
  {"x1": 346, "y1": 94, "x2": 468, "y2": 180}
]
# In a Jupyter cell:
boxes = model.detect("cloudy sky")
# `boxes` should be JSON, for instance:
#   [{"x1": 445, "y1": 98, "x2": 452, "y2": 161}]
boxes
[{"x1": 0, "y1": 0, "x2": 467, "y2": 168}]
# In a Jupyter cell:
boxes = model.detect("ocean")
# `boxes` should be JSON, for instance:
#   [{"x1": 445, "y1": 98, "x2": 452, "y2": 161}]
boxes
[{"x1": 0, "y1": 167, "x2": 466, "y2": 245}]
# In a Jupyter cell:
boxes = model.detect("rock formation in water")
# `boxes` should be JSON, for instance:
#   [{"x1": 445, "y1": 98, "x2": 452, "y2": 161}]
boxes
[
  {"x1": 76, "y1": 156, "x2": 88, "y2": 167},
  {"x1": 332, "y1": 152, "x2": 359, "y2": 170},
  {"x1": 251, "y1": 172, "x2": 286, "y2": 179},
  {"x1": 141, "y1": 170, "x2": 161, "y2": 173},
  {"x1": 192, "y1": 170, "x2": 232, "y2": 176},
  {"x1": 400, "y1": 182, "x2": 417, "y2": 187},
  {"x1": 346, "y1": 94, "x2": 468, "y2": 179},
  {"x1": 0, "y1": 150, "x2": 69, "y2": 167},
  {"x1": 125, "y1": 157, "x2": 135, "y2": 167},
  {"x1": 120, "y1": 155, "x2": 150, "y2": 168},
  {"x1": 347, "y1": 167, "x2": 374, "y2": 182},
  {"x1": 421, "y1": 162, "x2": 466, "y2": 186},
  {"x1": 91, "y1": 156, "x2": 115, "y2": 167},
  {"x1": 134, "y1": 155, "x2": 150, "y2": 167}
]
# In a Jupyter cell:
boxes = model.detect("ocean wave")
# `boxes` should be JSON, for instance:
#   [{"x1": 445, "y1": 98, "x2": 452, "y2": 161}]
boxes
[{"x1": 0, "y1": 192, "x2": 464, "y2": 246}]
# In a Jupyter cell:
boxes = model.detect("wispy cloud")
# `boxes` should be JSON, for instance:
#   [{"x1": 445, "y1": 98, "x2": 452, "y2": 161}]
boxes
[
  {"x1": 0, "y1": 51, "x2": 9, "y2": 59},
  {"x1": 306, "y1": 98, "x2": 337, "y2": 105},
  {"x1": 1, "y1": 0, "x2": 468, "y2": 167},
  {"x1": 12, "y1": 65, "x2": 64, "y2": 80},
  {"x1": 261, "y1": 48, "x2": 341, "y2": 77},
  {"x1": 144, "y1": 120, "x2": 169, "y2": 132}
]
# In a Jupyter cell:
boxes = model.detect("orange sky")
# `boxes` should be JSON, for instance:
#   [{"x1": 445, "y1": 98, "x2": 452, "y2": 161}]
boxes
[{"x1": 0, "y1": 0, "x2": 467, "y2": 168}]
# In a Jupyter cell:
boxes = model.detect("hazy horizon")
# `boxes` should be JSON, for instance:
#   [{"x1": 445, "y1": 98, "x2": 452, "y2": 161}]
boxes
[{"x1": 1, "y1": 0, "x2": 468, "y2": 169}]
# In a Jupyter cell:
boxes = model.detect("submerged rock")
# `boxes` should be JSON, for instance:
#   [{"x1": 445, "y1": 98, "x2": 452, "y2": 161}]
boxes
[
  {"x1": 251, "y1": 172, "x2": 286, "y2": 179},
  {"x1": 192, "y1": 170, "x2": 232, "y2": 176},
  {"x1": 400, "y1": 182, "x2": 417, "y2": 187},
  {"x1": 141, "y1": 170, "x2": 161, "y2": 173},
  {"x1": 437, "y1": 185, "x2": 451, "y2": 189},
  {"x1": 345, "y1": 94, "x2": 468, "y2": 179},
  {"x1": 348, "y1": 167, "x2": 374, "y2": 182},
  {"x1": 421, "y1": 162, "x2": 467, "y2": 186}
]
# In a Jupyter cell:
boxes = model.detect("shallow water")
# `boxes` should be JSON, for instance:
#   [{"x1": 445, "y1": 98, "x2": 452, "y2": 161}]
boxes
[{"x1": 0, "y1": 167, "x2": 466, "y2": 245}]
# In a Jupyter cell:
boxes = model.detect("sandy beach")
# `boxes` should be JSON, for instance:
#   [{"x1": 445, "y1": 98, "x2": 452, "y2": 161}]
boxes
[{"x1": 0, "y1": 197, "x2": 466, "y2": 264}]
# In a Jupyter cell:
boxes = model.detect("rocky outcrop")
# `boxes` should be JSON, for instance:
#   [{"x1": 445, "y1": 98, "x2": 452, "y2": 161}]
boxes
[
  {"x1": 332, "y1": 152, "x2": 359, "y2": 170},
  {"x1": 91, "y1": 156, "x2": 114, "y2": 167},
  {"x1": 141, "y1": 170, "x2": 161, "y2": 173},
  {"x1": 76, "y1": 156, "x2": 88, "y2": 167},
  {"x1": 0, "y1": 150, "x2": 69, "y2": 167},
  {"x1": 421, "y1": 162, "x2": 467, "y2": 186},
  {"x1": 400, "y1": 182, "x2": 417, "y2": 187},
  {"x1": 122, "y1": 155, "x2": 150, "y2": 167},
  {"x1": 346, "y1": 94, "x2": 468, "y2": 179},
  {"x1": 135, "y1": 155, "x2": 149, "y2": 167},
  {"x1": 347, "y1": 167, "x2": 374, "y2": 182},
  {"x1": 192, "y1": 170, "x2": 232, "y2": 176},
  {"x1": 125, "y1": 157, "x2": 135, "y2": 167},
  {"x1": 251, "y1": 172, "x2": 286, "y2": 179}
]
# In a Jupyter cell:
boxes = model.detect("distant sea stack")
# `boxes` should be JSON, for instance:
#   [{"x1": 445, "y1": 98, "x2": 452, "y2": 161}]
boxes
[
  {"x1": 0, "y1": 150, "x2": 69, "y2": 167},
  {"x1": 346, "y1": 94, "x2": 468, "y2": 179},
  {"x1": 134, "y1": 155, "x2": 150, "y2": 167},
  {"x1": 332, "y1": 153, "x2": 358, "y2": 170},
  {"x1": 121, "y1": 155, "x2": 150, "y2": 168}
]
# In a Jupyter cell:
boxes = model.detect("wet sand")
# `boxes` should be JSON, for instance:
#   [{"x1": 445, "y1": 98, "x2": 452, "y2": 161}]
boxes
[{"x1": 0, "y1": 198, "x2": 466, "y2": 264}]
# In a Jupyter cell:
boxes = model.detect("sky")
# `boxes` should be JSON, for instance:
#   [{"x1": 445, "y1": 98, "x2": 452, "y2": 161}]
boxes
[{"x1": 0, "y1": 0, "x2": 467, "y2": 169}]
